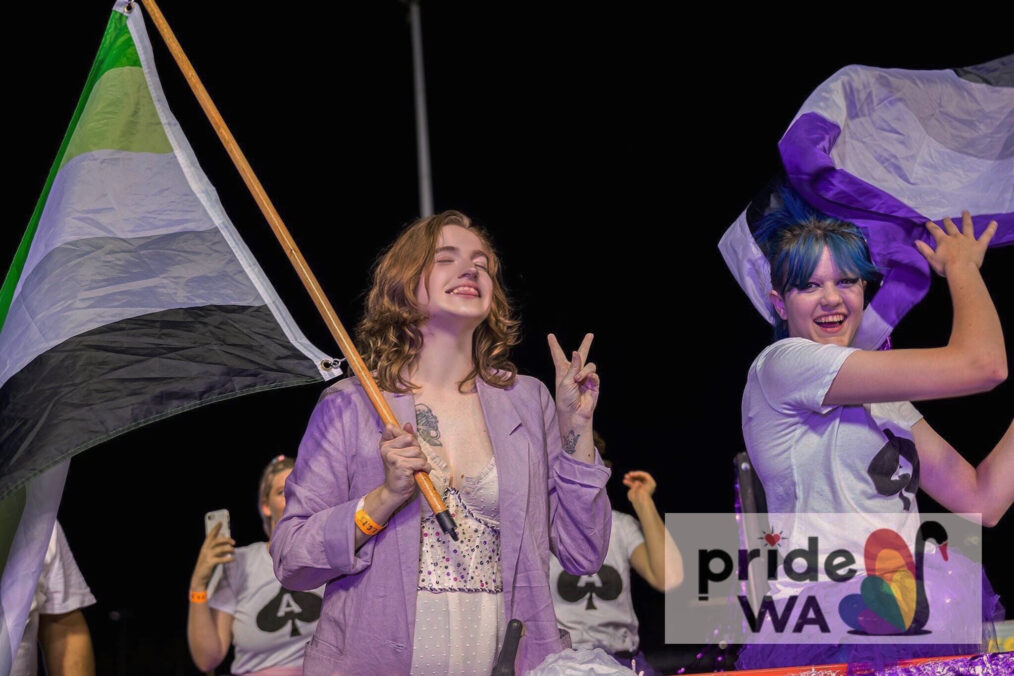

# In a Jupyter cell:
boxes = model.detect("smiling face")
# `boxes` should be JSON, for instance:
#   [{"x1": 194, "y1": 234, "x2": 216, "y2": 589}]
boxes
[
  {"x1": 771, "y1": 246, "x2": 865, "y2": 347},
  {"x1": 415, "y1": 224, "x2": 493, "y2": 331}
]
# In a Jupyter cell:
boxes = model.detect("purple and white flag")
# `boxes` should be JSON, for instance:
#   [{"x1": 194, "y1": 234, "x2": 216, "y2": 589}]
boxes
[{"x1": 720, "y1": 56, "x2": 1013, "y2": 349}]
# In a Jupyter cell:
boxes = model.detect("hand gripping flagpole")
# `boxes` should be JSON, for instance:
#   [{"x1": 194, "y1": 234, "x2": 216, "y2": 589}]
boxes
[{"x1": 134, "y1": 0, "x2": 458, "y2": 541}]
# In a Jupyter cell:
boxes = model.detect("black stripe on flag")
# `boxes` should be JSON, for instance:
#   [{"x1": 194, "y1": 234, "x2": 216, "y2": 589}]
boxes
[{"x1": 0, "y1": 304, "x2": 323, "y2": 498}]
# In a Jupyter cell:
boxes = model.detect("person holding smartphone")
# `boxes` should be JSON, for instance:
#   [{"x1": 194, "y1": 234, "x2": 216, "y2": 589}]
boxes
[{"x1": 187, "y1": 455, "x2": 324, "y2": 676}]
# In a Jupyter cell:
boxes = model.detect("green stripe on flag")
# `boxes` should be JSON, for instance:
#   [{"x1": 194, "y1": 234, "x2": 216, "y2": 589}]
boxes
[
  {"x1": 60, "y1": 67, "x2": 172, "y2": 169},
  {"x1": 1, "y1": 11, "x2": 141, "y2": 330},
  {"x1": 0, "y1": 488, "x2": 26, "y2": 571}
]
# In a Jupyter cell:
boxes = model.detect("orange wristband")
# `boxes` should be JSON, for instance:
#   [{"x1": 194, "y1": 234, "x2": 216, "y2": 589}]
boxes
[
  {"x1": 355, "y1": 509, "x2": 384, "y2": 536},
  {"x1": 189, "y1": 589, "x2": 208, "y2": 604},
  {"x1": 354, "y1": 497, "x2": 385, "y2": 536}
]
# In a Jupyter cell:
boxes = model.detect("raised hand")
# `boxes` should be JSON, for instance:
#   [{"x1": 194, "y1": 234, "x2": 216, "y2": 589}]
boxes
[
  {"x1": 623, "y1": 470, "x2": 657, "y2": 506},
  {"x1": 547, "y1": 332, "x2": 600, "y2": 428},
  {"x1": 190, "y1": 521, "x2": 235, "y2": 591},
  {"x1": 915, "y1": 211, "x2": 997, "y2": 277}
]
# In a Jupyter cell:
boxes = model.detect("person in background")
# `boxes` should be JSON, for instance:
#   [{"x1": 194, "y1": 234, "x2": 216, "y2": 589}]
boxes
[
  {"x1": 11, "y1": 520, "x2": 96, "y2": 676},
  {"x1": 550, "y1": 440, "x2": 682, "y2": 676},
  {"x1": 187, "y1": 455, "x2": 324, "y2": 676}
]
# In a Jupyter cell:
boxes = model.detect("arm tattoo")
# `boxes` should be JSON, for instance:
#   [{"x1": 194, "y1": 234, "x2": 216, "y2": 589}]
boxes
[
  {"x1": 562, "y1": 431, "x2": 580, "y2": 455},
  {"x1": 415, "y1": 404, "x2": 443, "y2": 446}
]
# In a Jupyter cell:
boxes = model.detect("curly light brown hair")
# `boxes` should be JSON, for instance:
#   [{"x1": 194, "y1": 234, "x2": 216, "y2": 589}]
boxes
[{"x1": 355, "y1": 210, "x2": 521, "y2": 393}]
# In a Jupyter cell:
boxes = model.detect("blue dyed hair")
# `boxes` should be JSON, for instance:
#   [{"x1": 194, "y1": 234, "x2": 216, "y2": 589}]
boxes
[{"x1": 754, "y1": 187, "x2": 882, "y2": 340}]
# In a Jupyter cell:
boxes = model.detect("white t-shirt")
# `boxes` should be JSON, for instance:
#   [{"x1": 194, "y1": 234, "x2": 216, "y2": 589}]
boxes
[
  {"x1": 549, "y1": 510, "x2": 644, "y2": 653},
  {"x1": 742, "y1": 338, "x2": 924, "y2": 558},
  {"x1": 11, "y1": 521, "x2": 96, "y2": 676},
  {"x1": 209, "y1": 542, "x2": 323, "y2": 675}
]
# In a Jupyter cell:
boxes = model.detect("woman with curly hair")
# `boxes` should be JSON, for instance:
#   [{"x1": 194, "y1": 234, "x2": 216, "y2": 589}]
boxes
[{"x1": 270, "y1": 210, "x2": 611, "y2": 675}]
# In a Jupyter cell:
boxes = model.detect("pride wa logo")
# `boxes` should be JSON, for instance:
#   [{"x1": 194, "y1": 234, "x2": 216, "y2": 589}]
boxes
[{"x1": 699, "y1": 521, "x2": 949, "y2": 635}]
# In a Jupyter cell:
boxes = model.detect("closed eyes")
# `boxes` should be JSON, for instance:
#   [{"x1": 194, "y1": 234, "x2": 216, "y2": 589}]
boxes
[{"x1": 435, "y1": 256, "x2": 489, "y2": 271}]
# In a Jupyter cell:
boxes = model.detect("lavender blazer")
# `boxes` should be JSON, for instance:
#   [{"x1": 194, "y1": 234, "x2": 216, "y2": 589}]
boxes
[{"x1": 270, "y1": 374, "x2": 612, "y2": 675}]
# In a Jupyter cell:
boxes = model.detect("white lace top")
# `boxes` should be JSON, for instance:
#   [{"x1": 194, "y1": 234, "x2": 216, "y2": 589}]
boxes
[{"x1": 410, "y1": 440, "x2": 504, "y2": 675}]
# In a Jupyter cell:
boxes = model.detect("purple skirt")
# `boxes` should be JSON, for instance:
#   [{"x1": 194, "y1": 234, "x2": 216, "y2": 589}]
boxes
[{"x1": 735, "y1": 568, "x2": 1004, "y2": 672}]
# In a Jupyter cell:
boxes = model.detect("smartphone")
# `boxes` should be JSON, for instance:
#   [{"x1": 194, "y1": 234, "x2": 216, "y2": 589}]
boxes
[{"x1": 204, "y1": 509, "x2": 231, "y2": 539}]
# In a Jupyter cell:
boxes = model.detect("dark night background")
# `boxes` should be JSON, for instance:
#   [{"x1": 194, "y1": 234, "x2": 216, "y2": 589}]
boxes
[{"x1": 5, "y1": 3, "x2": 1012, "y2": 673}]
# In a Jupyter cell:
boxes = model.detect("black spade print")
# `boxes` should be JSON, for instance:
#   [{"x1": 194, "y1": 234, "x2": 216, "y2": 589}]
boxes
[
  {"x1": 557, "y1": 565, "x2": 623, "y2": 610},
  {"x1": 256, "y1": 588, "x2": 322, "y2": 637},
  {"x1": 867, "y1": 429, "x2": 920, "y2": 511}
]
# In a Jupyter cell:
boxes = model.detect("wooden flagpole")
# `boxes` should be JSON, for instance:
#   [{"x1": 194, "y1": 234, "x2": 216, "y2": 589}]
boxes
[{"x1": 133, "y1": 0, "x2": 456, "y2": 539}]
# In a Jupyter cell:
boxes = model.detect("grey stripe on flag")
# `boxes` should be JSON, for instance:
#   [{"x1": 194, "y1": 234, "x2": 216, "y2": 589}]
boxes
[
  {"x1": 795, "y1": 66, "x2": 1014, "y2": 220},
  {"x1": 0, "y1": 230, "x2": 263, "y2": 389}
]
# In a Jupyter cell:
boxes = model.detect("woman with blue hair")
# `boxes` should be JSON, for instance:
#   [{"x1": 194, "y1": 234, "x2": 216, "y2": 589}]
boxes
[{"x1": 737, "y1": 187, "x2": 1013, "y2": 668}]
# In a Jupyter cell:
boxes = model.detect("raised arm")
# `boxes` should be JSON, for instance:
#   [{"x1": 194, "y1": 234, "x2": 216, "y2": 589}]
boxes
[
  {"x1": 544, "y1": 334, "x2": 611, "y2": 574},
  {"x1": 187, "y1": 522, "x2": 234, "y2": 671},
  {"x1": 624, "y1": 471, "x2": 684, "y2": 592},
  {"x1": 824, "y1": 213, "x2": 1005, "y2": 406},
  {"x1": 547, "y1": 333, "x2": 599, "y2": 464},
  {"x1": 915, "y1": 417, "x2": 1014, "y2": 527}
]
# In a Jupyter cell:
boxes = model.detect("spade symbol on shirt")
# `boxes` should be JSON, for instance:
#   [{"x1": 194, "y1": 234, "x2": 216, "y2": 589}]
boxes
[
  {"x1": 867, "y1": 429, "x2": 920, "y2": 511},
  {"x1": 557, "y1": 565, "x2": 622, "y2": 610},
  {"x1": 256, "y1": 588, "x2": 322, "y2": 637}
]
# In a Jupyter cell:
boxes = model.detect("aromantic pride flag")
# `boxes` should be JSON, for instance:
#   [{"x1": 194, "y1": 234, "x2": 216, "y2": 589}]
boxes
[
  {"x1": 0, "y1": 2, "x2": 339, "y2": 667},
  {"x1": 721, "y1": 56, "x2": 1013, "y2": 350}
]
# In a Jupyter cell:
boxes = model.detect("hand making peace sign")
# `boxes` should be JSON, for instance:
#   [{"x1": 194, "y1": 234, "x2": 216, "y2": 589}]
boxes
[{"x1": 547, "y1": 332, "x2": 600, "y2": 427}]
